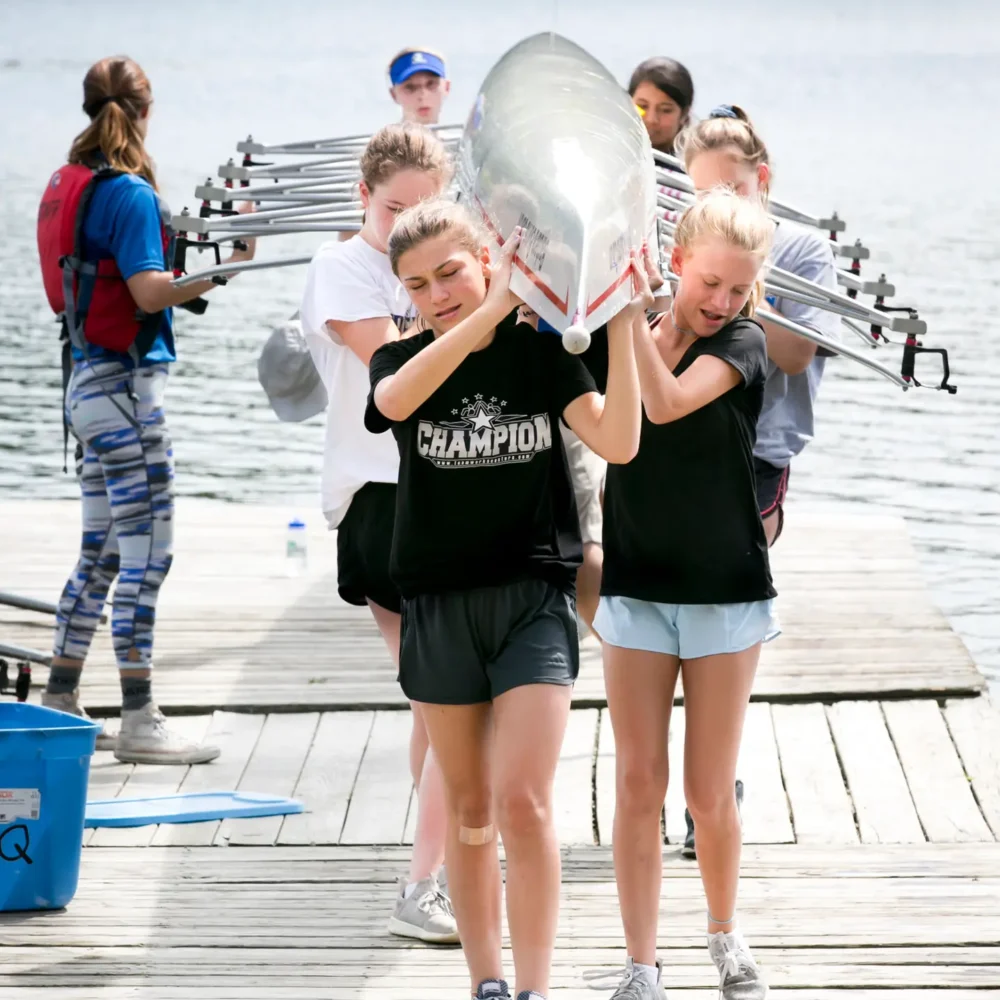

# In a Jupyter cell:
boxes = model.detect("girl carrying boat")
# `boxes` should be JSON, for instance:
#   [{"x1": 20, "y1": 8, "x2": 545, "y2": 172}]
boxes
[
  {"x1": 37, "y1": 56, "x2": 255, "y2": 764},
  {"x1": 596, "y1": 188, "x2": 775, "y2": 1000},
  {"x1": 673, "y1": 105, "x2": 840, "y2": 861},
  {"x1": 365, "y1": 199, "x2": 645, "y2": 1000},
  {"x1": 628, "y1": 56, "x2": 695, "y2": 157},
  {"x1": 297, "y1": 122, "x2": 457, "y2": 944},
  {"x1": 680, "y1": 105, "x2": 839, "y2": 548}
]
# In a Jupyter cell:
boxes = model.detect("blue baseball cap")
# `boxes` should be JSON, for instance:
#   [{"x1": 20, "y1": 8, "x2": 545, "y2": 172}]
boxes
[{"x1": 389, "y1": 50, "x2": 447, "y2": 86}]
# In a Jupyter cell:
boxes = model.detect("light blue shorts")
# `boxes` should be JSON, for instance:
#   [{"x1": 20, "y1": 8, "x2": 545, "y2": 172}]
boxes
[{"x1": 594, "y1": 596, "x2": 780, "y2": 660}]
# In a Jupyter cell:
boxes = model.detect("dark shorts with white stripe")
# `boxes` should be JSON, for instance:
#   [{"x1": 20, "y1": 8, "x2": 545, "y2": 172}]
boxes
[{"x1": 754, "y1": 456, "x2": 791, "y2": 544}]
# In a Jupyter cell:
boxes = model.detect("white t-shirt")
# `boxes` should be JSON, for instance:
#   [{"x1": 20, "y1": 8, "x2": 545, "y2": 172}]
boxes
[{"x1": 299, "y1": 236, "x2": 416, "y2": 528}]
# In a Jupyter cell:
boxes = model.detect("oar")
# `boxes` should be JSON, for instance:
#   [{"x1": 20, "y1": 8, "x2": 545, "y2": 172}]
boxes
[
  {"x1": 653, "y1": 152, "x2": 846, "y2": 235},
  {"x1": 235, "y1": 123, "x2": 462, "y2": 157},
  {"x1": 172, "y1": 254, "x2": 317, "y2": 287}
]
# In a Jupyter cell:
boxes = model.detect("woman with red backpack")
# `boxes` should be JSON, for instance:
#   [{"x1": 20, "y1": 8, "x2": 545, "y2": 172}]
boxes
[{"x1": 36, "y1": 56, "x2": 255, "y2": 763}]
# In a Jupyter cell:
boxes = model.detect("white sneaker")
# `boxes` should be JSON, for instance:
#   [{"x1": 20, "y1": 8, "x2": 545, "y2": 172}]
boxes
[
  {"x1": 41, "y1": 690, "x2": 117, "y2": 751},
  {"x1": 709, "y1": 930, "x2": 768, "y2": 1000},
  {"x1": 387, "y1": 874, "x2": 459, "y2": 944},
  {"x1": 115, "y1": 703, "x2": 220, "y2": 765}
]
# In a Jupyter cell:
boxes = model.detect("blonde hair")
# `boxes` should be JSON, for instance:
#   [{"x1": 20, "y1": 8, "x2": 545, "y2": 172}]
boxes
[
  {"x1": 358, "y1": 122, "x2": 451, "y2": 193},
  {"x1": 676, "y1": 104, "x2": 771, "y2": 200},
  {"x1": 673, "y1": 187, "x2": 773, "y2": 317},
  {"x1": 68, "y1": 56, "x2": 157, "y2": 189},
  {"x1": 388, "y1": 198, "x2": 484, "y2": 274}
]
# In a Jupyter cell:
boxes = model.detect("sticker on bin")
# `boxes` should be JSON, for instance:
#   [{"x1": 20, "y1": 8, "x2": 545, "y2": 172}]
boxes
[{"x1": 0, "y1": 789, "x2": 40, "y2": 823}]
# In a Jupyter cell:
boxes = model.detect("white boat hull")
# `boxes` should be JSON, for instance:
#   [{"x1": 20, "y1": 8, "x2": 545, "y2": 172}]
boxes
[{"x1": 458, "y1": 33, "x2": 656, "y2": 348}]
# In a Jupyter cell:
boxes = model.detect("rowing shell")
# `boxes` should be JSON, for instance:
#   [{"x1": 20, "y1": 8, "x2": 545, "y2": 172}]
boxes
[{"x1": 457, "y1": 33, "x2": 656, "y2": 352}]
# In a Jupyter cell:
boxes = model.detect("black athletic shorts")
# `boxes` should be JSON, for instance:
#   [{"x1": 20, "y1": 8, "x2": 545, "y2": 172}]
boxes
[
  {"x1": 754, "y1": 456, "x2": 790, "y2": 543},
  {"x1": 399, "y1": 578, "x2": 579, "y2": 705},
  {"x1": 337, "y1": 482, "x2": 401, "y2": 614}
]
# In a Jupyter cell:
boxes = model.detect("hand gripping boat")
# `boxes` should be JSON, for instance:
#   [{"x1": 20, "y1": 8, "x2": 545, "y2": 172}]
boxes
[{"x1": 456, "y1": 33, "x2": 657, "y2": 353}]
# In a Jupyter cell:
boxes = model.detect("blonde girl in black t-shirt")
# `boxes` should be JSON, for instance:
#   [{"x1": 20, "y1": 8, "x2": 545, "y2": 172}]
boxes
[
  {"x1": 595, "y1": 189, "x2": 776, "y2": 1000},
  {"x1": 365, "y1": 199, "x2": 650, "y2": 1000}
]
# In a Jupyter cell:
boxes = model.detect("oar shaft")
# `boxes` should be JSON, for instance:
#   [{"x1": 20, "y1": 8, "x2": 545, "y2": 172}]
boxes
[{"x1": 172, "y1": 254, "x2": 314, "y2": 287}]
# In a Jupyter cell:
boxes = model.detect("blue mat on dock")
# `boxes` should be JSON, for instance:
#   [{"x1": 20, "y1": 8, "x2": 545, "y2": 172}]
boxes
[{"x1": 84, "y1": 791, "x2": 304, "y2": 828}]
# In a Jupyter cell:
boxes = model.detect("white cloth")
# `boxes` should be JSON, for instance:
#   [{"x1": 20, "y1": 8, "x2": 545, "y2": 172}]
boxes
[{"x1": 299, "y1": 237, "x2": 416, "y2": 528}]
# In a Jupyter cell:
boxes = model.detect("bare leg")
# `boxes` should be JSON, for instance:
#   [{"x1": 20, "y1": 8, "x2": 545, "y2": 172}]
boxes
[
  {"x1": 603, "y1": 642, "x2": 680, "y2": 965},
  {"x1": 368, "y1": 599, "x2": 447, "y2": 883},
  {"x1": 761, "y1": 511, "x2": 780, "y2": 548},
  {"x1": 681, "y1": 645, "x2": 761, "y2": 933},
  {"x1": 420, "y1": 700, "x2": 502, "y2": 991},
  {"x1": 492, "y1": 683, "x2": 572, "y2": 998}
]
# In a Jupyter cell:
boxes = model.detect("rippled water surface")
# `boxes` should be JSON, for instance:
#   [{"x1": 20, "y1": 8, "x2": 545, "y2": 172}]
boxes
[{"x1": 1, "y1": 0, "x2": 997, "y2": 686}]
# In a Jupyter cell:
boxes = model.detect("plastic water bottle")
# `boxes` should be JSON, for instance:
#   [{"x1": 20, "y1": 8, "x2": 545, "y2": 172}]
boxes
[{"x1": 285, "y1": 518, "x2": 307, "y2": 576}]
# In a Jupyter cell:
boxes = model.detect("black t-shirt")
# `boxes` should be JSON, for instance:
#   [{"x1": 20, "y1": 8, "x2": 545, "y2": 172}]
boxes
[
  {"x1": 365, "y1": 313, "x2": 598, "y2": 598},
  {"x1": 601, "y1": 317, "x2": 777, "y2": 605}
]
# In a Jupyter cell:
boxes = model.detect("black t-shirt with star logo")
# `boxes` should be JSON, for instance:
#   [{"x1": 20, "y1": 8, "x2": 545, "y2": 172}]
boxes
[{"x1": 365, "y1": 313, "x2": 597, "y2": 598}]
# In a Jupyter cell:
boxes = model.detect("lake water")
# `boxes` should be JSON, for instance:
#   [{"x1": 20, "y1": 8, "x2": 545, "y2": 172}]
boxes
[{"x1": 1, "y1": 0, "x2": 997, "y2": 688}]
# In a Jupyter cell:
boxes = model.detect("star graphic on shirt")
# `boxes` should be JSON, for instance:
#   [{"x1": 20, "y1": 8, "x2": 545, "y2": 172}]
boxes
[
  {"x1": 451, "y1": 409, "x2": 458, "y2": 415},
  {"x1": 471, "y1": 410, "x2": 494, "y2": 430},
  {"x1": 501, "y1": 400, "x2": 507, "y2": 406},
  {"x1": 462, "y1": 398, "x2": 469, "y2": 404},
  {"x1": 490, "y1": 396, "x2": 497, "y2": 403},
  {"x1": 475, "y1": 394, "x2": 483, "y2": 400}
]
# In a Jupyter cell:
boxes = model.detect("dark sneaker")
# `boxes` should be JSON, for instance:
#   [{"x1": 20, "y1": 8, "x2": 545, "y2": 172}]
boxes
[
  {"x1": 476, "y1": 979, "x2": 512, "y2": 1000},
  {"x1": 682, "y1": 779, "x2": 744, "y2": 860}
]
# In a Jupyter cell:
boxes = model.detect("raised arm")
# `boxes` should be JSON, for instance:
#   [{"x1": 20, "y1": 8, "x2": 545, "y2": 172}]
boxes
[
  {"x1": 373, "y1": 231, "x2": 522, "y2": 422},
  {"x1": 630, "y1": 244, "x2": 742, "y2": 424},
  {"x1": 328, "y1": 316, "x2": 402, "y2": 366},
  {"x1": 563, "y1": 250, "x2": 647, "y2": 464}
]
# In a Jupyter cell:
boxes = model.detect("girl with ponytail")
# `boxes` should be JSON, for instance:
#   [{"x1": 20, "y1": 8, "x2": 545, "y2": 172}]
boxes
[{"x1": 38, "y1": 56, "x2": 254, "y2": 764}]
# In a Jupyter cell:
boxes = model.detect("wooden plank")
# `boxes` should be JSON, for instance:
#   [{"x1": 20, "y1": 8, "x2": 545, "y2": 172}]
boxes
[
  {"x1": 88, "y1": 716, "x2": 213, "y2": 847},
  {"x1": 1, "y1": 500, "x2": 986, "y2": 714},
  {"x1": 277, "y1": 711, "x2": 374, "y2": 846},
  {"x1": 664, "y1": 705, "x2": 687, "y2": 847},
  {"x1": 82, "y1": 742, "x2": 133, "y2": 847},
  {"x1": 771, "y1": 703, "x2": 858, "y2": 845},
  {"x1": 594, "y1": 708, "x2": 615, "y2": 846},
  {"x1": 945, "y1": 697, "x2": 1000, "y2": 840},
  {"x1": 552, "y1": 708, "x2": 598, "y2": 845},
  {"x1": 339, "y1": 711, "x2": 413, "y2": 845},
  {"x1": 884, "y1": 700, "x2": 993, "y2": 843},
  {"x1": 736, "y1": 703, "x2": 794, "y2": 844},
  {"x1": 827, "y1": 702, "x2": 925, "y2": 844},
  {"x1": 217, "y1": 713, "x2": 319, "y2": 847},
  {"x1": 148, "y1": 712, "x2": 265, "y2": 847}
]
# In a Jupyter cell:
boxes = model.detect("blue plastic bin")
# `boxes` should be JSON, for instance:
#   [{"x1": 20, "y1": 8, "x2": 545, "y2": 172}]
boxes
[{"x1": 0, "y1": 703, "x2": 99, "y2": 911}]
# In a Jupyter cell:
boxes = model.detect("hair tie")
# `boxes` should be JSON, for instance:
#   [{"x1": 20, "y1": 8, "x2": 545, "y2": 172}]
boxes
[
  {"x1": 708, "y1": 104, "x2": 739, "y2": 120},
  {"x1": 83, "y1": 95, "x2": 120, "y2": 118}
]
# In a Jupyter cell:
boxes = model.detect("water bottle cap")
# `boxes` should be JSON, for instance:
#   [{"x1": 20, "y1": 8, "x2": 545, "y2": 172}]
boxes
[{"x1": 288, "y1": 518, "x2": 306, "y2": 529}]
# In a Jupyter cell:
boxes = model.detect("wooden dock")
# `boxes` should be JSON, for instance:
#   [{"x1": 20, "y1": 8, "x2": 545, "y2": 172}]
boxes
[
  {"x1": 0, "y1": 500, "x2": 984, "y2": 712},
  {"x1": 2, "y1": 499, "x2": 999, "y2": 998}
]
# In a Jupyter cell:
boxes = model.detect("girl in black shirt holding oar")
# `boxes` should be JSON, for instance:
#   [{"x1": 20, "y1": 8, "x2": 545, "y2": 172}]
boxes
[
  {"x1": 595, "y1": 188, "x2": 777, "y2": 1000},
  {"x1": 365, "y1": 198, "x2": 647, "y2": 1000}
]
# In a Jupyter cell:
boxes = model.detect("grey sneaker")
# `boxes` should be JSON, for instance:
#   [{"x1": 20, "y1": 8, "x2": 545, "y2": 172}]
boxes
[
  {"x1": 709, "y1": 930, "x2": 767, "y2": 1000},
  {"x1": 387, "y1": 874, "x2": 459, "y2": 944},
  {"x1": 115, "y1": 704, "x2": 220, "y2": 765},
  {"x1": 584, "y1": 958, "x2": 665, "y2": 998},
  {"x1": 41, "y1": 690, "x2": 117, "y2": 751},
  {"x1": 683, "y1": 779, "x2": 744, "y2": 859}
]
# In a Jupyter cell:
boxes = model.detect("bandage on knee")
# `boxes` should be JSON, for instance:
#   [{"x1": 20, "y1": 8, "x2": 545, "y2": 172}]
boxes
[{"x1": 458, "y1": 823, "x2": 495, "y2": 846}]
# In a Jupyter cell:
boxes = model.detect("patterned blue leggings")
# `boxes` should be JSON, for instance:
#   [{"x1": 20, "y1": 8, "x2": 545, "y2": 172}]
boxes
[{"x1": 53, "y1": 360, "x2": 174, "y2": 669}]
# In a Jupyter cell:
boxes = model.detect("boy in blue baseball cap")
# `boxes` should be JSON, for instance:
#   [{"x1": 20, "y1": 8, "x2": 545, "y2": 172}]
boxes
[{"x1": 387, "y1": 47, "x2": 450, "y2": 125}]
